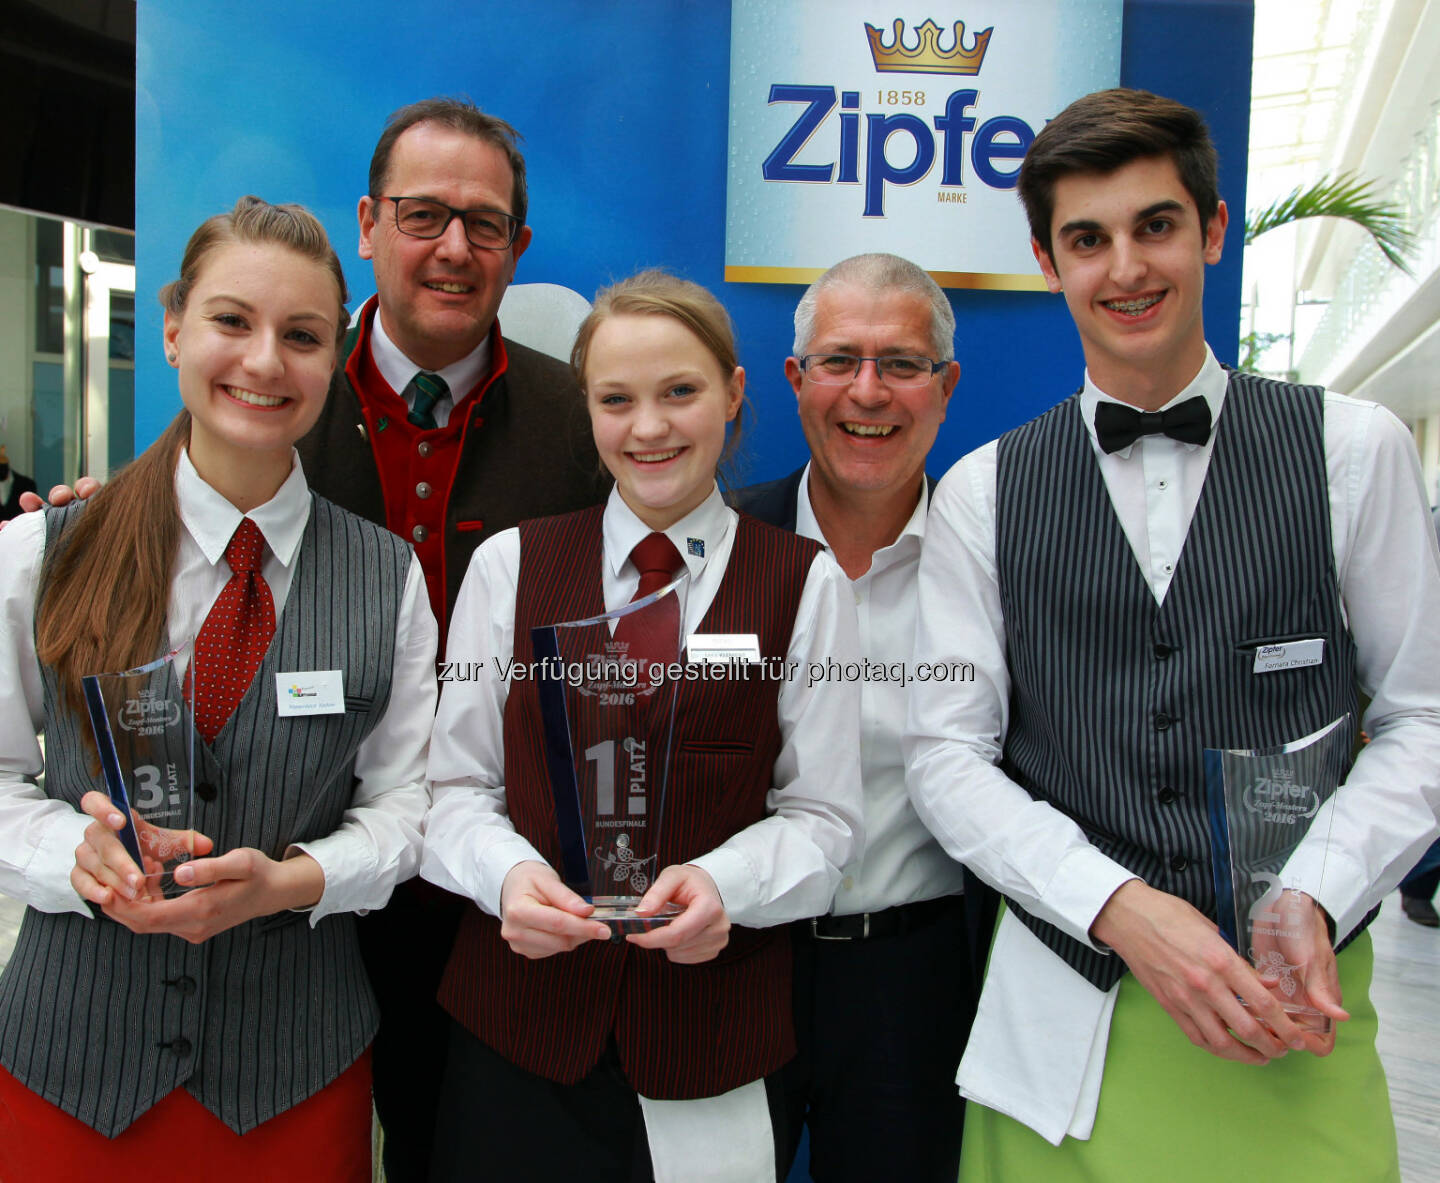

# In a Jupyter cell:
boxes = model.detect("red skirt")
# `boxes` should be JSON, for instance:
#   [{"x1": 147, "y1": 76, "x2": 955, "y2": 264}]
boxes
[{"x1": 0, "y1": 1048, "x2": 372, "y2": 1183}]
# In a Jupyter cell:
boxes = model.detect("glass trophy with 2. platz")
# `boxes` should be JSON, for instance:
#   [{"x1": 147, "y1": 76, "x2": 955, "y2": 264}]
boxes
[
  {"x1": 82, "y1": 641, "x2": 197, "y2": 899},
  {"x1": 531, "y1": 574, "x2": 688, "y2": 932},
  {"x1": 1204, "y1": 714, "x2": 1352, "y2": 1035}
]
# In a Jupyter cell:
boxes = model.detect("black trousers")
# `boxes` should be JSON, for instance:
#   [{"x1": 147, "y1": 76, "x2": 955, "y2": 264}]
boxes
[
  {"x1": 1400, "y1": 837, "x2": 1440, "y2": 900},
  {"x1": 356, "y1": 879, "x2": 464, "y2": 1183},
  {"x1": 431, "y1": 1020, "x2": 796, "y2": 1183},
  {"x1": 779, "y1": 894, "x2": 979, "y2": 1183}
]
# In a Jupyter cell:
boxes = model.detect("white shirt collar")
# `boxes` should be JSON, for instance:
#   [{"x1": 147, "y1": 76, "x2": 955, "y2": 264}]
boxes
[
  {"x1": 794, "y1": 460, "x2": 928, "y2": 554},
  {"x1": 1079, "y1": 345, "x2": 1228, "y2": 459},
  {"x1": 174, "y1": 447, "x2": 311, "y2": 569},
  {"x1": 369, "y1": 297, "x2": 492, "y2": 404},
  {"x1": 602, "y1": 483, "x2": 733, "y2": 581}
]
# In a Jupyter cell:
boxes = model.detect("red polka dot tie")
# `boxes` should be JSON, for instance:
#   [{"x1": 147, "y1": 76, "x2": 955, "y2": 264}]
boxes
[
  {"x1": 615, "y1": 531, "x2": 683, "y2": 674},
  {"x1": 194, "y1": 518, "x2": 276, "y2": 743}
]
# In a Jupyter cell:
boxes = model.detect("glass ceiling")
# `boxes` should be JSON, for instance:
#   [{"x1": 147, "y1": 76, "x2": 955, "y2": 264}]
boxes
[{"x1": 1247, "y1": 0, "x2": 1380, "y2": 208}]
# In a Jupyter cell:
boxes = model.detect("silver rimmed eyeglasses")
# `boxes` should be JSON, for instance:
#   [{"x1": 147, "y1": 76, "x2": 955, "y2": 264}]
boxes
[{"x1": 798, "y1": 353, "x2": 947, "y2": 388}]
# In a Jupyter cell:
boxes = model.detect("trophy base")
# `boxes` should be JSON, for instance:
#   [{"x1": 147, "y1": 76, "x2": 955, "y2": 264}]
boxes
[
  {"x1": 1240, "y1": 997, "x2": 1333, "y2": 1037},
  {"x1": 1278, "y1": 1003, "x2": 1333, "y2": 1036},
  {"x1": 590, "y1": 897, "x2": 683, "y2": 934}
]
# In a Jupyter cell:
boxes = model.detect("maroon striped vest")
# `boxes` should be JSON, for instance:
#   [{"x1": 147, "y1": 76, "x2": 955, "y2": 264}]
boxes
[{"x1": 439, "y1": 505, "x2": 822, "y2": 1098}]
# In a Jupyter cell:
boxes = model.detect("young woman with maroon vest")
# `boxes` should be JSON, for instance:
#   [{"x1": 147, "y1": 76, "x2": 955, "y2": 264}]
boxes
[
  {"x1": 0, "y1": 197, "x2": 437, "y2": 1180},
  {"x1": 423, "y1": 270, "x2": 865, "y2": 1182}
]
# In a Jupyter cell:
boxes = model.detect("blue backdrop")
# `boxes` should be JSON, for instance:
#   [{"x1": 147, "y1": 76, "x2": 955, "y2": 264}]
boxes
[{"x1": 135, "y1": 0, "x2": 1254, "y2": 484}]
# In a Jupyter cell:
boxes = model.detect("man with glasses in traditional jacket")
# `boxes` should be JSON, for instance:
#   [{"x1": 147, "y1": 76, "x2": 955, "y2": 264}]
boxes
[{"x1": 296, "y1": 98, "x2": 607, "y2": 1180}]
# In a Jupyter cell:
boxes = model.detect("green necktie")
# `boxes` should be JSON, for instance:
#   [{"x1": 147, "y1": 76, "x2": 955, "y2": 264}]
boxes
[{"x1": 406, "y1": 371, "x2": 449, "y2": 431}]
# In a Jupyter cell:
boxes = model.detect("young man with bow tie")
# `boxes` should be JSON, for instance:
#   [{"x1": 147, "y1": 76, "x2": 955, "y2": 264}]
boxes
[{"x1": 905, "y1": 87, "x2": 1440, "y2": 1181}]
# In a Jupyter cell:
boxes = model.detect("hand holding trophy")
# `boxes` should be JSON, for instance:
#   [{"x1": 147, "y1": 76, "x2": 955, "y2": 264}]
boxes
[
  {"x1": 1205, "y1": 714, "x2": 1353, "y2": 1044},
  {"x1": 78, "y1": 641, "x2": 200, "y2": 901}
]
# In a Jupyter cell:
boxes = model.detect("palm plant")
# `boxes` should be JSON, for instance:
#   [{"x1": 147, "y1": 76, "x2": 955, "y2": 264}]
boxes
[
  {"x1": 1240, "y1": 171, "x2": 1417, "y2": 370},
  {"x1": 1244, "y1": 171, "x2": 1416, "y2": 270}
]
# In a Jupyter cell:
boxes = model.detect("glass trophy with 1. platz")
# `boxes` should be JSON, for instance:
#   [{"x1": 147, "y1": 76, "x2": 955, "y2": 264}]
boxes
[
  {"x1": 82, "y1": 641, "x2": 197, "y2": 899},
  {"x1": 531, "y1": 573, "x2": 688, "y2": 933},
  {"x1": 1204, "y1": 714, "x2": 1351, "y2": 1035}
]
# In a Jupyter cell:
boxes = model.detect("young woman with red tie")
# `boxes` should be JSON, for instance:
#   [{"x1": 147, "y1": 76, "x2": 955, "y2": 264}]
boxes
[
  {"x1": 422, "y1": 270, "x2": 864, "y2": 1182},
  {"x1": 0, "y1": 197, "x2": 436, "y2": 1180}
]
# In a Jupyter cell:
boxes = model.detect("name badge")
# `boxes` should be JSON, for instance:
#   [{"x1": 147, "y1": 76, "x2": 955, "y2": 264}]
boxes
[
  {"x1": 1252, "y1": 639, "x2": 1324, "y2": 674},
  {"x1": 687, "y1": 633, "x2": 762, "y2": 665},
  {"x1": 275, "y1": 670, "x2": 346, "y2": 716}
]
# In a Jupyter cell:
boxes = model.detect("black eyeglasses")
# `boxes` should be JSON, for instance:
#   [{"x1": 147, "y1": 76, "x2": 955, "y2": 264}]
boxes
[
  {"x1": 383, "y1": 196, "x2": 521, "y2": 250},
  {"x1": 798, "y1": 354, "x2": 947, "y2": 388}
]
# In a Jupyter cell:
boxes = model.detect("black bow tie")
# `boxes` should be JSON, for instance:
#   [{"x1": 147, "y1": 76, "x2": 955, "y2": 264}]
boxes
[{"x1": 1094, "y1": 396, "x2": 1212, "y2": 454}]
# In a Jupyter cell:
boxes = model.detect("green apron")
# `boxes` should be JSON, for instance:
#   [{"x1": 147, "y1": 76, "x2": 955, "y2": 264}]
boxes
[{"x1": 961, "y1": 932, "x2": 1398, "y2": 1183}]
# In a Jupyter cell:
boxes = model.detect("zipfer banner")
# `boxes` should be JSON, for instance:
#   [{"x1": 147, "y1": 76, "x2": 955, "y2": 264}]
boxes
[{"x1": 725, "y1": 1, "x2": 1123, "y2": 289}]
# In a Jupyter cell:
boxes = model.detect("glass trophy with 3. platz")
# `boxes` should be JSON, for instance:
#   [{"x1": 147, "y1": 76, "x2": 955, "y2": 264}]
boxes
[{"x1": 82, "y1": 641, "x2": 197, "y2": 899}]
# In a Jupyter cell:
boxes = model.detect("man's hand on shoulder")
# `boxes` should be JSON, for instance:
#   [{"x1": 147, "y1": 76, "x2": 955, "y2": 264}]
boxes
[
  {"x1": 1091, "y1": 879, "x2": 1326, "y2": 1064},
  {"x1": 14, "y1": 477, "x2": 101, "y2": 517}
]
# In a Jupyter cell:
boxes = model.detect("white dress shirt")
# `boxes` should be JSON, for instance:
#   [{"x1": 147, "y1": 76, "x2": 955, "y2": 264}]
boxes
[
  {"x1": 0, "y1": 449, "x2": 438, "y2": 923},
  {"x1": 905, "y1": 348, "x2": 1440, "y2": 1142},
  {"x1": 422, "y1": 484, "x2": 865, "y2": 926},
  {"x1": 793, "y1": 464, "x2": 966, "y2": 915},
  {"x1": 370, "y1": 296, "x2": 492, "y2": 428}
]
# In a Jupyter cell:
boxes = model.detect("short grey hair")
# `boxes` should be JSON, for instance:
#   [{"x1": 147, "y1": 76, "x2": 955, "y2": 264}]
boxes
[{"x1": 792, "y1": 253, "x2": 955, "y2": 362}]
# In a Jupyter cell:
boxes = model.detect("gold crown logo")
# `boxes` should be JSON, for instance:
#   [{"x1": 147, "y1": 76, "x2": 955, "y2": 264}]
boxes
[{"x1": 864, "y1": 18, "x2": 992, "y2": 75}]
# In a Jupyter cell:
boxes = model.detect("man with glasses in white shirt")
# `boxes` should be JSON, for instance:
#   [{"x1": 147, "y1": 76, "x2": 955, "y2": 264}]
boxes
[{"x1": 736, "y1": 253, "x2": 992, "y2": 1183}]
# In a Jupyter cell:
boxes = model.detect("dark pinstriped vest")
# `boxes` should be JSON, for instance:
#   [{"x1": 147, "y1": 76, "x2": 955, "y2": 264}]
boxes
[
  {"x1": 995, "y1": 372, "x2": 1360, "y2": 991},
  {"x1": 0, "y1": 495, "x2": 410, "y2": 1137},
  {"x1": 440, "y1": 506, "x2": 820, "y2": 1099}
]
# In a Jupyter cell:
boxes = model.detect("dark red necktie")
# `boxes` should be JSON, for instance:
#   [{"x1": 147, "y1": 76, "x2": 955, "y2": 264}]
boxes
[
  {"x1": 615, "y1": 531, "x2": 683, "y2": 675},
  {"x1": 193, "y1": 518, "x2": 276, "y2": 743}
]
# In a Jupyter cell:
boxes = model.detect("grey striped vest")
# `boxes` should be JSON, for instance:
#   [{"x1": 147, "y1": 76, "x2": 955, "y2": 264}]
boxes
[
  {"x1": 0, "y1": 495, "x2": 410, "y2": 1136},
  {"x1": 995, "y1": 372, "x2": 1359, "y2": 991}
]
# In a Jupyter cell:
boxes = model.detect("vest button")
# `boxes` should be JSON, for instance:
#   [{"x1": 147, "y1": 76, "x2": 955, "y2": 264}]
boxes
[
  {"x1": 168, "y1": 975, "x2": 197, "y2": 996},
  {"x1": 416, "y1": 481, "x2": 433, "y2": 499},
  {"x1": 196, "y1": 781, "x2": 217, "y2": 802},
  {"x1": 1158, "y1": 786, "x2": 1177, "y2": 804},
  {"x1": 412, "y1": 524, "x2": 429, "y2": 543},
  {"x1": 1154, "y1": 642, "x2": 1174, "y2": 659},
  {"x1": 1154, "y1": 713, "x2": 1173, "y2": 731},
  {"x1": 1170, "y1": 854, "x2": 1190, "y2": 874},
  {"x1": 417, "y1": 441, "x2": 432, "y2": 458},
  {"x1": 167, "y1": 1037, "x2": 193, "y2": 1057}
]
